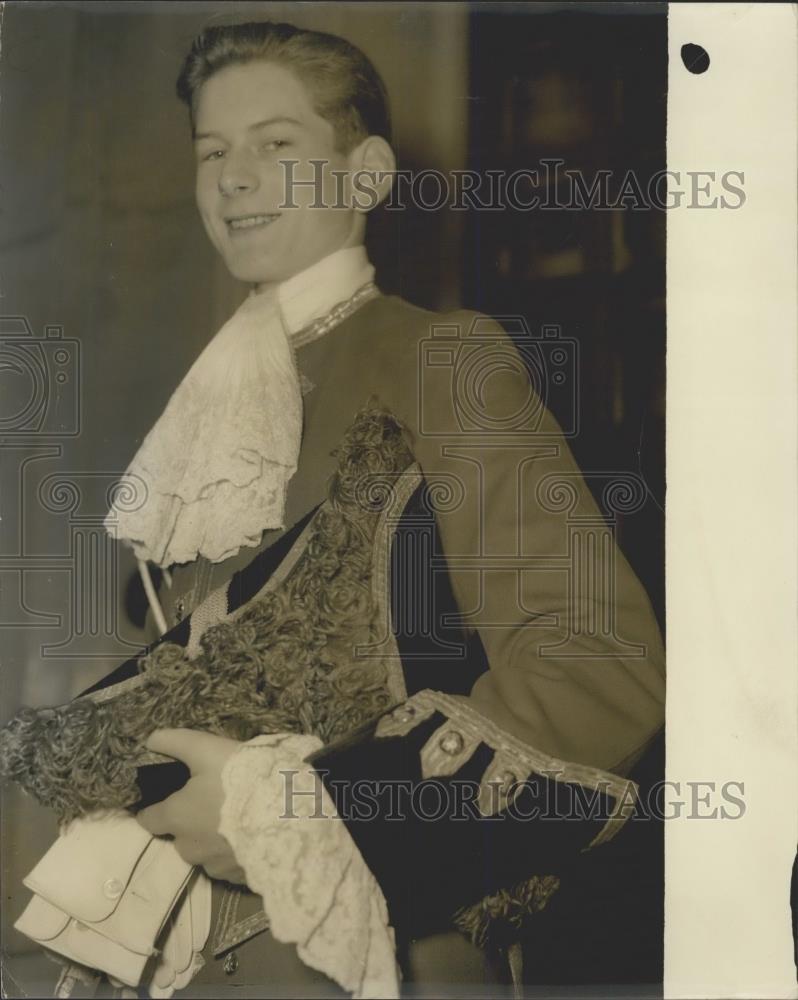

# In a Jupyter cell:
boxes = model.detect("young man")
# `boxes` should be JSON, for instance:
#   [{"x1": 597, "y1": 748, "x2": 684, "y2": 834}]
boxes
[{"x1": 10, "y1": 20, "x2": 665, "y2": 998}]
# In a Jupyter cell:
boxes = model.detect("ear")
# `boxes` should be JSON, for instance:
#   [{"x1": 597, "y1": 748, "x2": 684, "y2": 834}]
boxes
[{"x1": 346, "y1": 136, "x2": 396, "y2": 212}]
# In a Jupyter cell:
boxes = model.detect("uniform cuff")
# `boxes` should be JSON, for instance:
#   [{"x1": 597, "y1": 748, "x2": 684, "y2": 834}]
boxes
[{"x1": 218, "y1": 733, "x2": 400, "y2": 999}]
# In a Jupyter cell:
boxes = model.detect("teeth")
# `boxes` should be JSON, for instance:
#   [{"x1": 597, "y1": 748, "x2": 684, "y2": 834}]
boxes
[{"x1": 228, "y1": 214, "x2": 276, "y2": 230}]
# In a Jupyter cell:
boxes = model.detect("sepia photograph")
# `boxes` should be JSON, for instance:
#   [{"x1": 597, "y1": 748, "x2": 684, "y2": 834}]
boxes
[{"x1": 0, "y1": 2, "x2": 794, "y2": 998}]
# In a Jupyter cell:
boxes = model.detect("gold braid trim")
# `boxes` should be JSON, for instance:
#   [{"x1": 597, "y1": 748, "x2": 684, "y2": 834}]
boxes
[{"x1": 452, "y1": 874, "x2": 561, "y2": 951}]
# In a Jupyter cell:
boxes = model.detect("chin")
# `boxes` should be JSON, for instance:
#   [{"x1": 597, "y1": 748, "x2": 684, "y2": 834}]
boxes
[{"x1": 224, "y1": 254, "x2": 284, "y2": 287}]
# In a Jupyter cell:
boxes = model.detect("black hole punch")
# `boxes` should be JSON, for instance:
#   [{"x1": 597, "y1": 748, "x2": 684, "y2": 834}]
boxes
[{"x1": 681, "y1": 43, "x2": 710, "y2": 75}]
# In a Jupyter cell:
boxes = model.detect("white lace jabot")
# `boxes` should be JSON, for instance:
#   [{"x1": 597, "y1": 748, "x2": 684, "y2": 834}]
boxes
[{"x1": 105, "y1": 247, "x2": 375, "y2": 569}]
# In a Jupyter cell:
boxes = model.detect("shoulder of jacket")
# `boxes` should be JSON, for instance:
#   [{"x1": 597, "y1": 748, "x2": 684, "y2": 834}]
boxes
[{"x1": 371, "y1": 295, "x2": 503, "y2": 342}]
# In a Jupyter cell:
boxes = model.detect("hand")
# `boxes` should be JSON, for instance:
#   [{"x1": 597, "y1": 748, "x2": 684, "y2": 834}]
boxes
[{"x1": 136, "y1": 728, "x2": 247, "y2": 884}]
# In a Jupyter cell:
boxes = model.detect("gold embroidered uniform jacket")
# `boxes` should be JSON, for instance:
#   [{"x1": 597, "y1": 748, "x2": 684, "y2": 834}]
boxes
[
  {"x1": 158, "y1": 293, "x2": 665, "y2": 772},
  {"x1": 5, "y1": 292, "x2": 665, "y2": 987},
  {"x1": 144, "y1": 292, "x2": 666, "y2": 957}
]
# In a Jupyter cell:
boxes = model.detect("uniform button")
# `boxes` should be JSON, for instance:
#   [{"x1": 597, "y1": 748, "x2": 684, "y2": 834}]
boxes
[
  {"x1": 103, "y1": 878, "x2": 124, "y2": 900},
  {"x1": 174, "y1": 599, "x2": 185, "y2": 624},
  {"x1": 223, "y1": 951, "x2": 239, "y2": 975},
  {"x1": 439, "y1": 730, "x2": 464, "y2": 755}
]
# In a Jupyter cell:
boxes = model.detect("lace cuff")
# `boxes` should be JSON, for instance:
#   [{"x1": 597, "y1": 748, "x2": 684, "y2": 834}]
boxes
[{"x1": 217, "y1": 734, "x2": 399, "y2": 999}]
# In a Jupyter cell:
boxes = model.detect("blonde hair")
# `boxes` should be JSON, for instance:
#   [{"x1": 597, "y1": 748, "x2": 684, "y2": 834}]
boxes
[{"x1": 176, "y1": 20, "x2": 392, "y2": 153}]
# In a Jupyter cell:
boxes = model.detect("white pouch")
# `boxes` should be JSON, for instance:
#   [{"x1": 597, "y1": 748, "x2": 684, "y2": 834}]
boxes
[{"x1": 14, "y1": 811, "x2": 206, "y2": 991}]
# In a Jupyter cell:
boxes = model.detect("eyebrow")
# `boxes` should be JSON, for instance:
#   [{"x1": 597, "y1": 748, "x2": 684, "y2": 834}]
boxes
[{"x1": 193, "y1": 116, "x2": 304, "y2": 142}]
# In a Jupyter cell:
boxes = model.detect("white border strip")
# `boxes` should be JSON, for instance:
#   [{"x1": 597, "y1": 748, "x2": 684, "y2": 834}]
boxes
[{"x1": 666, "y1": 4, "x2": 798, "y2": 996}]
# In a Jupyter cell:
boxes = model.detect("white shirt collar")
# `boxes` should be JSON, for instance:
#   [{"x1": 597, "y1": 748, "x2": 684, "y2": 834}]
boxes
[{"x1": 276, "y1": 246, "x2": 375, "y2": 336}]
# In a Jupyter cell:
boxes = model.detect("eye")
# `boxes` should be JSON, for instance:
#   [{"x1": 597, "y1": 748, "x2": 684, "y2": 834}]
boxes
[
  {"x1": 259, "y1": 139, "x2": 290, "y2": 153},
  {"x1": 201, "y1": 149, "x2": 226, "y2": 162}
]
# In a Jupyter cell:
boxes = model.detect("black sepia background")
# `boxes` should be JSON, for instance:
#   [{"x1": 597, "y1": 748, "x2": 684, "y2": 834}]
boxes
[{"x1": 0, "y1": 2, "x2": 666, "y2": 993}]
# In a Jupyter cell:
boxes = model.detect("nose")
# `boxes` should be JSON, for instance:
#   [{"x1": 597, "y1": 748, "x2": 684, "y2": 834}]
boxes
[{"x1": 218, "y1": 150, "x2": 259, "y2": 197}]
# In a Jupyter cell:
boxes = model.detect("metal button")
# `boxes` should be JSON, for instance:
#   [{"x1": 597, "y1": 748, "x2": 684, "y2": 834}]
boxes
[
  {"x1": 393, "y1": 704, "x2": 417, "y2": 724},
  {"x1": 103, "y1": 878, "x2": 124, "y2": 900},
  {"x1": 439, "y1": 730, "x2": 464, "y2": 755},
  {"x1": 174, "y1": 599, "x2": 185, "y2": 624},
  {"x1": 223, "y1": 951, "x2": 239, "y2": 975}
]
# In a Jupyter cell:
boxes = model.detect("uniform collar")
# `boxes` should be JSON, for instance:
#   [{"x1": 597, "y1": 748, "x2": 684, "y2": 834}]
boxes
[{"x1": 275, "y1": 246, "x2": 375, "y2": 336}]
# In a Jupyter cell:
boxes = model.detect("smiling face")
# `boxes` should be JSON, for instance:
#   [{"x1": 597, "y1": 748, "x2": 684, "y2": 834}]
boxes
[{"x1": 193, "y1": 60, "x2": 360, "y2": 289}]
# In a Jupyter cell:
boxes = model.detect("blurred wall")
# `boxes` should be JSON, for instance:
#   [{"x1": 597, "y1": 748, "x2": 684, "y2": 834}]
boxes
[{"x1": 465, "y1": 5, "x2": 666, "y2": 628}]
